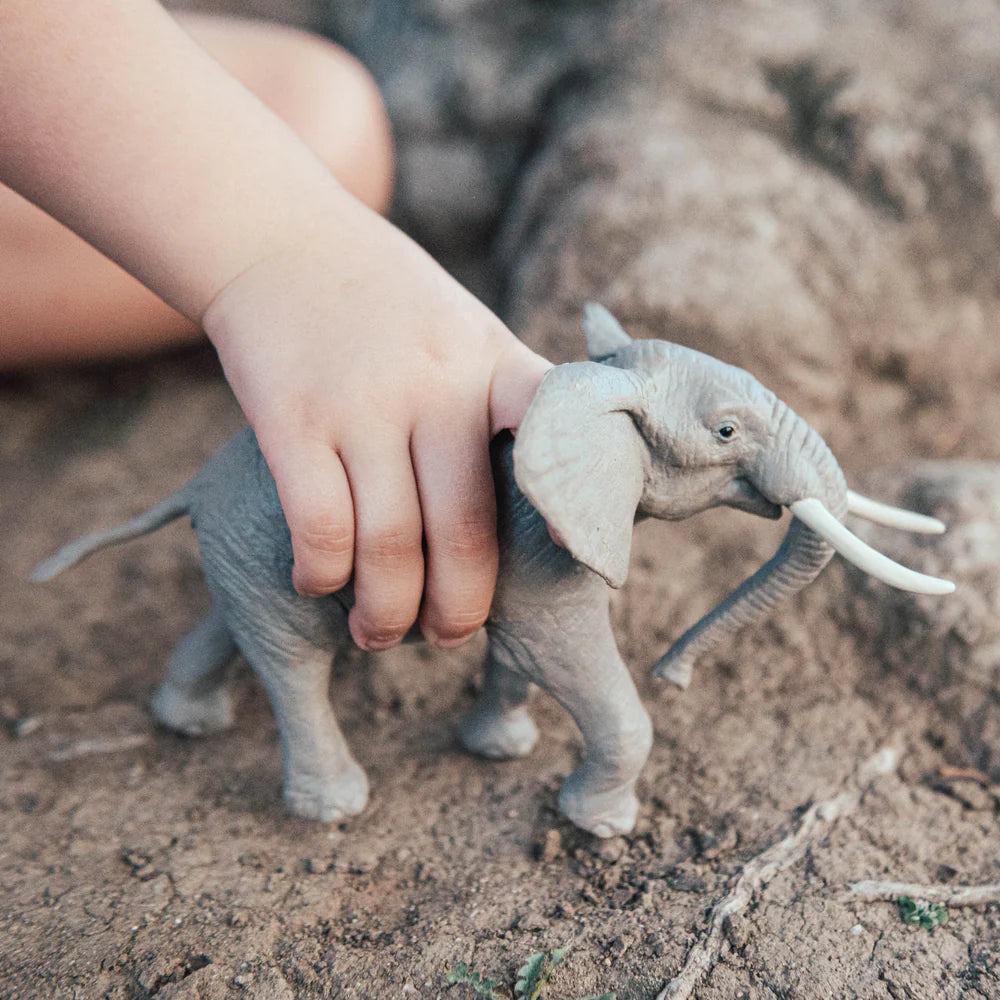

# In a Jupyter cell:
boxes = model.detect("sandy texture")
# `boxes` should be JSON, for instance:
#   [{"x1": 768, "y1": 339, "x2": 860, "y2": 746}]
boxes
[{"x1": 3, "y1": 1, "x2": 1000, "y2": 997}]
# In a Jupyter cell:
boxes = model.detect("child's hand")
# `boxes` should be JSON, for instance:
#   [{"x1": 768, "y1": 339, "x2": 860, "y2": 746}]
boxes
[
  {"x1": 0, "y1": 0, "x2": 549, "y2": 651},
  {"x1": 203, "y1": 190, "x2": 551, "y2": 651}
]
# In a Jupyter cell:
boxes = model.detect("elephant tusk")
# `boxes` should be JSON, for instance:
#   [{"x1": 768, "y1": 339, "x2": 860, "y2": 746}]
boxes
[
  {"x1": 789, "y1": 498, "x2": 956, "y2": 596},
  {"x1": 846, "y1": 490, "x2": 946, "y2": 535}
]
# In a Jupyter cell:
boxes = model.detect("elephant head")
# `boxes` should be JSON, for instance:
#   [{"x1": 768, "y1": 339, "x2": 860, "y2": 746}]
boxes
[{"x1": 513, "y1": 304, "x2": 954, "y2": 689}]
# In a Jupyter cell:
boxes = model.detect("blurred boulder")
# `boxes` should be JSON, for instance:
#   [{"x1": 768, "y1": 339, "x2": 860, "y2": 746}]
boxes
[
  {"x1": 498, "y1": 0, "x2": 1000, "y2": 463},
  {"x1": 837, "y1": 462, "x2": 1000, "y2": 778},
  {"x1": 168, "y1": 1, "x2": 1000, "y2": 470}
]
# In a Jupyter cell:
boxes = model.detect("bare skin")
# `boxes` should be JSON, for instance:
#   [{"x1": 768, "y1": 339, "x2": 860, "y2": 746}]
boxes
[
  {"x1": 0, "y1": 1, "x2": 551, "y2": 651},
  {"x1": 0, "y1": 14, "x2": 394, "y2": 364}
]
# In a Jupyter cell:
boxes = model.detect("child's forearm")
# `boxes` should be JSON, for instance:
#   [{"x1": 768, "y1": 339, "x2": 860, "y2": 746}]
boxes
[
  {"x1": 1, "y1": 0, "x2": 553, "y2": 651},
  {"x1": 0, "y1": 0, "x2": 345, "y2": 322}
]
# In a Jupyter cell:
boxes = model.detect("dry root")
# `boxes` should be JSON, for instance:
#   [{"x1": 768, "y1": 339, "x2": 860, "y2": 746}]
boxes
[
  {"x1": 656, "y1": 747, "x2": 899, "y2": 1000},
  {"x1": 846, "y1": 881, "x2": 1000, "y2": 907},
  {"x1": 47, "y1": 733, "x2": 151, "y2": 762}
]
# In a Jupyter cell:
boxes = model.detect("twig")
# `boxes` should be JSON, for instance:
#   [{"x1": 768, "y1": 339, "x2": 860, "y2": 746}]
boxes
[
  {"x1": 48, "y1": 733, "x2": 150, "y2": 762},
  {"x1": 656, "y1": 747, "x2": 899, "y2": 1000},
  {"x1": 845, "y1": 880, "x2": 1000, "y2": 907},
  {"x1": 937, "y1": 765, "x2": 992, "y2": 786}
]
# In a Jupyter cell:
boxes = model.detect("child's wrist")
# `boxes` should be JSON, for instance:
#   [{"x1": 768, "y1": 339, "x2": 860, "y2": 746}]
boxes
[
  {"x1": 199, "y1": 195, "x2": 350, "y2": 337},
  {"x1": 170, "y1": 154, "x2": 358, "y2": 324}
]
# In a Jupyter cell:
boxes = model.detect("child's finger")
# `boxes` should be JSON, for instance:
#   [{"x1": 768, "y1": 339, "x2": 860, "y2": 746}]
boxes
[
  {"x1": 488, "y1": 342, "x2": 552, "y2": 435},
  {"x1": 267, "y1": 442, "x2": 356, "y2": 597},
  {"x1": 412, "y1": 414, "x2": 498, "y2": 647},
  {"x1": 344, "y1": 438, "x2": 425, "y2": 650}
]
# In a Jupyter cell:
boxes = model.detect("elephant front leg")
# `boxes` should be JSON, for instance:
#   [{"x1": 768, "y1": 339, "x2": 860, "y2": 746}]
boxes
[
  {"x1": 243, "y1": 637, "x2": 368, "y2": 823},
  {"x1": 151, "y1": 603, "x2": 238, "y2": 736},
  {"x1": 557, "y1": 689, "x2": 653, "y2": 839},
  {"x1": 536, "y1": 630, "x2": 653, "y2": 838},
  {"x1": 458, "y1": 629, "x2": 538, "y2": 760}
]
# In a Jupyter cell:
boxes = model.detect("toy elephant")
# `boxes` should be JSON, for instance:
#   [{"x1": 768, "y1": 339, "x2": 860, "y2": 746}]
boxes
[{"x1": 33, "y1": 305, "x2": 954, "y2": 837}]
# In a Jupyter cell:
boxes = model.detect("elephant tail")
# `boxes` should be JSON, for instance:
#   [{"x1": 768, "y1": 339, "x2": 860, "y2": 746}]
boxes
[{"x1": 31, "y1": 487, "x2": 193, "y2": 583}]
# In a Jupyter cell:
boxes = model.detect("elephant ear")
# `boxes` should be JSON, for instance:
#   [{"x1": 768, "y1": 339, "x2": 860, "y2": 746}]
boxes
[
  {"x1": 513, "y1": 362, "x2": 648, "y2": 588},
  {"x1": 582, "y1": 302, "x2": 633, "y2": 360}
]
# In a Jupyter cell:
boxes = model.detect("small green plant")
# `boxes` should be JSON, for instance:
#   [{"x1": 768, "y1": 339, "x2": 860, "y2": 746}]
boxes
[
  {"x1": 445, "y1": 945, "x2": 615, "y2": 1000},
  {"x1": 897, "y1": 896, "x2": 948, "y2": 929},
  {"x1": 447, "y1": 961, "x2": 504, "y2": 999}
]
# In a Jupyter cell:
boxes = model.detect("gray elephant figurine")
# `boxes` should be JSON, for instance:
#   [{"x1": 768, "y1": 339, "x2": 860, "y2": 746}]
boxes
[{"x1": 32, "y1": 305, "x2": 954, "y2": 837}]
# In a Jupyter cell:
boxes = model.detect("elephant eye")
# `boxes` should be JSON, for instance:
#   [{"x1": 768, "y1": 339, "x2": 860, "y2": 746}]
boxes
[{"x1": 715, "y1": 424, "x2": 737, "y2": 441}]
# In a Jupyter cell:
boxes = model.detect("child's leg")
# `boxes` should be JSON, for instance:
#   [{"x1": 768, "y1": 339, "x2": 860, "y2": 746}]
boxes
[{"x1": 0, "y1": 15, "x2": 394, "y2": 368}]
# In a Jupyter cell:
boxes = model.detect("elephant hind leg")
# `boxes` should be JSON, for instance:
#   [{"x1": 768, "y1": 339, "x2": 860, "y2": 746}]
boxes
[
  {"x1": 152, "y1": 603, "x2": 238, "y2": 736},
  {"x1": 458, "y1": 629, "x2": 538, "y2": 760}
]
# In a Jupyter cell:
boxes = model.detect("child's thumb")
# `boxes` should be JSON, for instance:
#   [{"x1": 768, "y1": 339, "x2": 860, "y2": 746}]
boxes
[{"x1": 488, "y1": 343, "x2": 552, "y2": 436}]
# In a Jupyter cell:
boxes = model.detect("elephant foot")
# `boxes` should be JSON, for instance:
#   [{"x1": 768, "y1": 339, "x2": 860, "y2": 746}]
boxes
[
  {"x1": 558, "y1": 772, "x2": 639, "y2": 838},
  {"x1": 284, "y1": 761, "x2": 370, "y2": 823},
  {"x1": 651, "y1": 651, "x2": 693, "y2": 690},
  {"x1": 151, "y1": 681, "x2": 234, "y2": 736},
  {"x1": 458, "y1": 705, "x2": 539, "y2": 760}
]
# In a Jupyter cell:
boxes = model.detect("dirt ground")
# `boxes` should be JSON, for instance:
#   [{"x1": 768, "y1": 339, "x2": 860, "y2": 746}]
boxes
[
  {"x1": 3, "y1": 0, "x2": 1000, "y2": 996},
  {"x1": 1, "y1": 342, "x2": 998, "y2": 1000}
]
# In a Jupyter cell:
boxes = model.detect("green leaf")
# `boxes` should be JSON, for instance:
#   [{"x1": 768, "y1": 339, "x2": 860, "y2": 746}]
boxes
[
  {"x1": 550, "y1": 945, "x2": 571, "y2": 968},
  {"x1": 516, "y1": 953, "x2": 546, "y2": 982},
  {"x1": 446, "y1": 962, "x2": 504, "y2": 999},
  {"x1": 897, "y1": 896, "x2": 947, "y2": 929},
  {"x1": 515, "y1": 953, "x2": 546, "y2": 997},
  {"x1": 448, "y1": 944, "x2": 609, "y2": 1000},
  {"x1": 448, "y1": 962, "x2": 470, "y2": 983}
]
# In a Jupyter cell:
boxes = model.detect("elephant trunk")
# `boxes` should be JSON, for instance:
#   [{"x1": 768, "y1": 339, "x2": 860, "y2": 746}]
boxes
[
  {"x1": 652, "y1": 401, "x2": 955, "y2": 689},
  {"x1": 652, "y1": 516, "x2": 834, "y2": 688},
  {"x1": 652, "y1": 404, "x2": 844, "y2": 689}
]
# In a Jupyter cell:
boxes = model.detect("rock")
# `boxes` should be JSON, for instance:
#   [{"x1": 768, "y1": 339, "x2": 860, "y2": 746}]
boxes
[
  {"x1": 837, "y1": 461, "x2": 1000, "y2": 777},
  {"x1": 168, "y1": 1, "x2": 1000, "y2": 470},
  {"x1": 157, "y1": 965, "x2": 233, "y2": 1000},
  {"x1": 240, "y1": 968, "x2": 296, "y2": 1000},
  {"x1": 324, "y1": 0, "x2": 628, "y2": 301},
  {"x1": 396, "y1": 139, "x2": 498, "y2": 246},
  {"x1": 537, "y1": 828, "x2": 564, "y2": 863},
  {"x1": 502, "y1": 0, "x2": 1000, "y2": 464}
]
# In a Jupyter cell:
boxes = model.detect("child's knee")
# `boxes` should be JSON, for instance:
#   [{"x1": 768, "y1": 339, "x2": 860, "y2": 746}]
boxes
[
  {"x1": 269, "y1": 34, "x2": 395, "y2": 213},
  {"x1": 183, "y1": 16, "x2": 394, "y2": 213}
]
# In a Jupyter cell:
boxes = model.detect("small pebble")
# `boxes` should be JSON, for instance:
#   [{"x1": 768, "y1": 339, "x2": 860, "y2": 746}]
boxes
[
  {"x1": 14, "y1": 717, "x2": 42, "y2": 738},
  {"x1": 539, "y1": 829, "x2": 564, "y2": 863}
]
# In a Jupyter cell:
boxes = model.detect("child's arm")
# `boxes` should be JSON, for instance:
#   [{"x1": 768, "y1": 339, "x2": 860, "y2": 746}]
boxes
[{"x1": 0, "y1": 0, "x2": 550, "y2": 649}]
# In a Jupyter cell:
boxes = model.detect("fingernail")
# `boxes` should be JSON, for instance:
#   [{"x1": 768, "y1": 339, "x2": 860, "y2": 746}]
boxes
[
  {"x1": 358, "y1": 637, "x2": 403, "y2": 652},
  {"x1": 546, "y1": 522, "x2": 566, "y2": 548},
  {"x1": 292, "y1": 568, "x2": 349, "y2": 598},
  {"x1": 423, "y1": 629, "x2": 477, "y2": 650}
]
